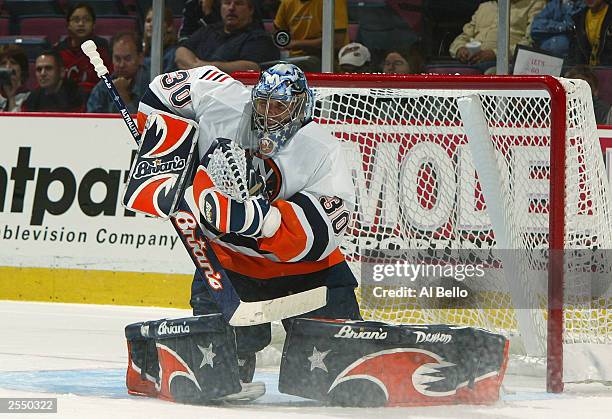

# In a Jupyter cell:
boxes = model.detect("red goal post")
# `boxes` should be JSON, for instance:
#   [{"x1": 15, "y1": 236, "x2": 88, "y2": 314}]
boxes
[{"x1": 235, "y1": 72, "x2": 611, "y2": 393}]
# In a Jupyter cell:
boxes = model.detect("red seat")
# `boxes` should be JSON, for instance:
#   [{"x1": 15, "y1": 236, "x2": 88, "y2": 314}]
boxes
[
  {"x1": 19, "y1": 16, "x2": 66, "y2": 45},
  {"x1": 387, "y1": 0, "x2": 423, "y2": 33},
  {"x1": 348, "y1": 23, "x2": 359, "y2": 41},
  {"x1": 94, "y1": 16, "x2": 137, "y2": 38},
  {"x1": 173, "y1": 16, "x2": 182, "y2": 33},
  {"x1": 594, "y1": 67, "x2": 612, "y2": 105},
  {"x1": 263, "y1": 19, "x2": 273, "y2": 33},
  {"x1": 0, "y1": 17, "x2": 9, "y2": 36}
]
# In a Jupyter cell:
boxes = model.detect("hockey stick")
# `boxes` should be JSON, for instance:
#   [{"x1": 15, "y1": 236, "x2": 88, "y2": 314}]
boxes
[{"x1": 81, "y1": 40, "x2": 326, "y2": 326}]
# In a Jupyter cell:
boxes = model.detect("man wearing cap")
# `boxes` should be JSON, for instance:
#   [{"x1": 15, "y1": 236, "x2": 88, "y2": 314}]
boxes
[{"x1": 337, "y1": 42, "x2": 371, "y2": 73}]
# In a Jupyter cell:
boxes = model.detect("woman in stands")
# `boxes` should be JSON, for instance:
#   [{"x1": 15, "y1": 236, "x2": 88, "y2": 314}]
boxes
[
  {"x1": 381, "y1": 44, "x2": 425, "y2": 74},
  {"x1": 142, "y1": 6, "x2": 178, "y2": 73},
  {"x1": 55, "y1": 3, "x2": 112, "y2": 97},
  {"x1": 0, "y1": 46, "x2": 30, "y2": 112}
]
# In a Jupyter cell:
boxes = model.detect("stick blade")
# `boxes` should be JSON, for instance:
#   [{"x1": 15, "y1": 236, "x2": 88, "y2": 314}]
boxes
[{"x1": 228, "y1": 286, "x2": 327, "y2": 326}]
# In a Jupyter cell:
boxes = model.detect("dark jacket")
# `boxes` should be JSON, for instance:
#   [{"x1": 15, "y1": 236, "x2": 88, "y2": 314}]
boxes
[
  {"x1": 570, "y1": 4, "x2": 612, "y2": 65},
  {"x1": 178, "y1": 0, "x2": 221, "y2": 41},
  {"x1": 594, "y1": 95, "x2": 611, "y2": 124},
  {"x1": 22, "y1": 79, "x2": 84, "y2": 112},
  {"x1": 87, "y1": 66, "x2": 150, "y2": 114},
  {"x1": 180, "y1": 22, "x2": 279, "y2": 64}
]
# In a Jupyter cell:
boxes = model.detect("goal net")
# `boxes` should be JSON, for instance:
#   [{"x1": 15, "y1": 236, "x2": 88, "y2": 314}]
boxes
[{"x1": 239, "y1": 73, "x2": 612, "y2": 392}]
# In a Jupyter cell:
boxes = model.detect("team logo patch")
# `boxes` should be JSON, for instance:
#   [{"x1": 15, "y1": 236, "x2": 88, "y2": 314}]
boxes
[
  {"x1": 328, "y1": 348, "x2": 455, "y2": 404},
  {"x1": 259, "y1": 137, "x2": 276, "y2": 156},
  {"x1": 251, "y1": 155, "x2": 282, "y2": 201}
]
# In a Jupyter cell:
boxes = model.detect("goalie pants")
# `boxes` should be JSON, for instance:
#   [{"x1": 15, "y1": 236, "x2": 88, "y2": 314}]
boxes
[{"x1": 190, "y1": 261, "x2": 362, "y2": 355}]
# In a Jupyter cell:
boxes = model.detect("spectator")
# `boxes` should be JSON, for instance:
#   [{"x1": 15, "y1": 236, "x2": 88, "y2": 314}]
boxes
[
  {"x1": 570, "y1": 0, "x2": 612, "y2": 65},
  {"x1": 450, "y1": 0, "x2": 546, "y2": 72},
  {"x1": 88, "y1": 32, "x2": 149, "y2": 114},
  {"x1": 143, "y1": 6, "x2": 178, "y2": 73},
  {"x1": 178, "y1": 0, "x2": 270, "y2": 41},
  {"x1": 0, "y1": 46, "x2": 30, "y2": 112},
  {"x1": 531, "y1": 0, "x2": 586, "y2": 58},
  {"x1": 178, "y1": 0, "x2": 222, "y2": 41},
  {"x1": 274, "y1": 0, "x2": 348, "y2": 59},
  {"x1": 22, "y1": 50, "x2": 85, "y2": 112},
  {"x1": 565, "y1": 64, "x2": 611, "y2": 123},
  {"x1": 175, "y1": 0, "x2": 279, "y2": 72},
  {"x1": 338, "y1": 42, "x2": 371, "y2": 73},
  {"x1": 382, "y1": 45, "x2": 426, "y2": 74},
  {"x1": 55, "y1": 3, "x2": 112, "y2": 96}
]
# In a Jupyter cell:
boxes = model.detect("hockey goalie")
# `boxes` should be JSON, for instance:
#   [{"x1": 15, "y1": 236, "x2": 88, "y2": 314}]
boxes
[{"x1": 123, "y1": 63, "x2": 509, "y2": 407}]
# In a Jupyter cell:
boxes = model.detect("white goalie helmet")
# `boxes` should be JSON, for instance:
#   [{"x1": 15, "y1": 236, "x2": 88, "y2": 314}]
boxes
[{"x1": 250, "y1": 63, "x2": 314, "y2": 157}]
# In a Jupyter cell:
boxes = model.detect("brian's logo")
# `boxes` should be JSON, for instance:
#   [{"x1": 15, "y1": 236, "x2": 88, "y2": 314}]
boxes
[
  {"x1": 333, "y1": 325, "x2": 388, "y2": 340},
  {"x1": 204, "y1": 200, "x2": 213, "y2": 223},
  {"x1": 157, "y1": 321, "x2": 190, "y2": 336},
  {"x1": 133, "y1": 156, "x2": 186, "y2": 180}
]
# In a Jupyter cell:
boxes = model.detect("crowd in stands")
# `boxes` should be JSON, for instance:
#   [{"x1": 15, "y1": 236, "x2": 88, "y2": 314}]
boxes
[{"x1": 0, "y1": 0, "x2": 609, "y2": 123}]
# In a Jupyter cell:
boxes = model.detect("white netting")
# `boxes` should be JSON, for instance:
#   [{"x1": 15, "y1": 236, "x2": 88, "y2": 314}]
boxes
[{"x1": 305, "y1": 77, "x2": 612, "y2": 372}]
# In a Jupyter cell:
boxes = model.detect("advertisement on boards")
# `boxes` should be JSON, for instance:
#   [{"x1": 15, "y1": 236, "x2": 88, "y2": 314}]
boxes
[{"x1": 0, "y1": 116, "x2": 193, "y2": 274}]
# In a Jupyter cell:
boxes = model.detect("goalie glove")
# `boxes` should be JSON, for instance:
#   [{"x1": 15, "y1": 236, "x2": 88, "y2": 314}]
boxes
[
  {"x1": 200, "y1": 189, "x2": 281, "y2": 238},
  {"x1": 194, "y1": 138, "x2": 278, "y2": 238},
  {"x1": 202, "y1": 138, "x2": 266, "y2": 201}
]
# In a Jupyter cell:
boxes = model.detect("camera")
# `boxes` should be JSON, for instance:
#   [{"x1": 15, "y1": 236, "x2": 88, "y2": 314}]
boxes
[{"x1": 0, "y1": 67, "x2": 15, "y2": 89}]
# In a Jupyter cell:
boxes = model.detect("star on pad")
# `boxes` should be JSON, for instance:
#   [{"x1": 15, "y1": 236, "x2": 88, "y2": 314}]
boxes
[
  {"x1": 308, "y1": 347, "x2": 331, "y2": 372},
  {"x1": 198, "y1": 343, "x2": 216, "y2": 368},
  {"x1": 154, "y1": 159, "x2": 161, "y2": 166}
]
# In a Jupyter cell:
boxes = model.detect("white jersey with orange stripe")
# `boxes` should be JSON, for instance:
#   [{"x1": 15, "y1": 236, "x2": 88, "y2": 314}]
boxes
[
  {"x1": 137, "y1": 65, "x2": 356, "y2": 279},
  {"x1": 137, "y1": 66, "x2": 251, "y2": 159},
  {"x1": 190, "y1": 117, "x2": 356, "y2": 279}
]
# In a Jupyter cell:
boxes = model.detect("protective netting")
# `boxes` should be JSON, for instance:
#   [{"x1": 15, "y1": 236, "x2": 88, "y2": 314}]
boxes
[{"x1": 309, "y1": 77, "x2": 612, "y2": 362}]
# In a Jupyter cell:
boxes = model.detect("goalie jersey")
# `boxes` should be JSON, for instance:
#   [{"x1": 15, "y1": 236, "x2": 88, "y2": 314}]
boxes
[{"x1": 137, "y1": 66, "x2": 356, "y2": 287}]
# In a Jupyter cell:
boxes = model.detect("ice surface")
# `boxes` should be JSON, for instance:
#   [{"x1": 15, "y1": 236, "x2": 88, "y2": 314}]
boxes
[{"x1": 1, "y1": 300, "x2": 611, "y2": 419}]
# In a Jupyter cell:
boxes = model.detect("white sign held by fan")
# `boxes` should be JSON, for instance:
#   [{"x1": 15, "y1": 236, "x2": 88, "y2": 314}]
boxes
[{"x1": 513, "y1": 45, "x2": 564, "y2": 76}]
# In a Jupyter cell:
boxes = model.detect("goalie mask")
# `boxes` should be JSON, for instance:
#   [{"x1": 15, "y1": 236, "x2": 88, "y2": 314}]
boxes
[{"x1": 250, "y1": 63, "x2": 314, "y2": 157}]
